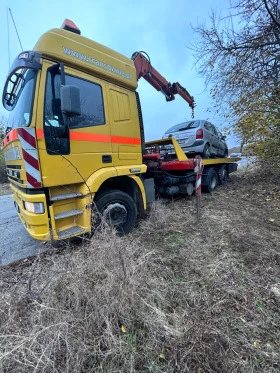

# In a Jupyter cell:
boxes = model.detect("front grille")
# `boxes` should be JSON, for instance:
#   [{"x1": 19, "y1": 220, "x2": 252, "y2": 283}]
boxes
[{"x1": 6, "y1": 165, "x2": 23, "y2": 184}]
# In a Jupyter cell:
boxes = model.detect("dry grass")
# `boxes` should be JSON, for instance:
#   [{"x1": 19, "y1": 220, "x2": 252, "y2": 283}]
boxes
[{"x1": 0, "y1": 165, "x2": 280, "y2": 372}]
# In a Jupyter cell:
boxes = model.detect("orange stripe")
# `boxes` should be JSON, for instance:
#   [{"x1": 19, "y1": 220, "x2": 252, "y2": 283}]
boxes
[
  {"x1": 112, "y1": 135, "x2": 141, "y2": 145},
  {"x1": 34, "y1": 129, "x2": 140, "y2": 146},
  {"x1": 2, "y1": 129, "x2": 18, "y2": 148},
  {"x1": 36, "y1": 128, "x2": 44, "y2": 139},
  {"x1": 70, "y1": 131, "x2": 111, "y2": 143}
]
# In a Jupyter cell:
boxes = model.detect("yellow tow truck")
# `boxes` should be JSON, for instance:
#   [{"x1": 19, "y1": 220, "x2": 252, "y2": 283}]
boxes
[{"x1": 1, "y1": 19, "x2": 237, "y2": 241}]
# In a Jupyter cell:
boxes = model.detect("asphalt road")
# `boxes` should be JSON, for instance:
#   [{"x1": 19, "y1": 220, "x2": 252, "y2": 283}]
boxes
[
  {"x1": 0, "y1": 194, "x2": 47, "y2": 265},
  {"x1": 235, "y1": 156, "x2": 256, "y2": 169}
]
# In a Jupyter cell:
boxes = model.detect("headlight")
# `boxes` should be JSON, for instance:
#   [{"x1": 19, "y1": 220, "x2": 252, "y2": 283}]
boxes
[{"x1": 23, "y1": 201, "x2": 44, "y2": 214}]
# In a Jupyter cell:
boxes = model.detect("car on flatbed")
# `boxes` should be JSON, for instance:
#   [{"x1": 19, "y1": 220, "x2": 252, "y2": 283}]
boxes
[{"x1": 162, "y1": 119, "x2": 228, "y2": 158}]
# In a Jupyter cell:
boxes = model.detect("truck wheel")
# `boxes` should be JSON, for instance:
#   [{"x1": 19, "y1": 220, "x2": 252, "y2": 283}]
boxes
[
  {"x1": 219, "y1": 165, "x2": 228, "y2": 184},
  {"x1": 202, "y1": 144, "x2": 211, "y2": 158},
  {"x1": 93, "y1": 190, "x2": 137, "y2": 236},
  {"x1": 202, "y1": 168, "x2": 218, "y2": 193}
]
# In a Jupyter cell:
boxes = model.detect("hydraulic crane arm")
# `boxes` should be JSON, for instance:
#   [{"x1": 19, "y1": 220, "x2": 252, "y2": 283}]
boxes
[{"x1": 131, "y1": 51, "x2": 195, "y2": 115}]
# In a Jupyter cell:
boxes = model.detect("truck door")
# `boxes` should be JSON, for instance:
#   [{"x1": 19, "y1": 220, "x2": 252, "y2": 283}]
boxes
[
  {"x1": 106, "y1": 83, "x2": 142, "y2": 166},
  {"x1": 37, "y1": 62, "x2": 112, "y2": 187}
]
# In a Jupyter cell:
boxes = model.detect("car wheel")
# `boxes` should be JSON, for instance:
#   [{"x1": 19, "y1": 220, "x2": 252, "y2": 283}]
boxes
[
  {"x1": 93, "y1": 189, "x2": 137, "y2": 236},
  {"x1": 202, "y1": 144, "x2": 211, "y2": 158},
  {"x1": 202, "y1": 167, "x2": 218, "y2": 193}
]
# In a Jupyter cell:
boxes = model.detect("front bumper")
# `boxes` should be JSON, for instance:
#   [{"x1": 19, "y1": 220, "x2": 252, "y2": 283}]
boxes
[{"x1": 11, "y1": 184, "x2": 50, "y2": 240}]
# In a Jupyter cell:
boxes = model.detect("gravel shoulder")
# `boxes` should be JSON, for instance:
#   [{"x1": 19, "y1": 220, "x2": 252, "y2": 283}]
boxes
[{"x1": 0, "y1": 183, "x2": 12, "y2": 196}]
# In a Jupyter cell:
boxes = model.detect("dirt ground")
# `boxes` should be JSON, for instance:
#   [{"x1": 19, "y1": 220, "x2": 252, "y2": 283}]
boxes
[{"x1": 0, "y1": 166, "x2": 279, "y2": 372}]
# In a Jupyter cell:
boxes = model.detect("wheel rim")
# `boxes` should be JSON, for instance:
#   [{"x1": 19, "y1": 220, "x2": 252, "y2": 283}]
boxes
[
  {"x1": 102, "y1": 203, "x2": 128, "y2": 226},
  {"x1": 210, "y1": 174, "x2": 217, "y2": 189}
]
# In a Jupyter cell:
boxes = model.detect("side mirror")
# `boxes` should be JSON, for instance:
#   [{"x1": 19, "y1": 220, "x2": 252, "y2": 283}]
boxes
[{"x1": 61, "y1": 85, "x2": 81, "y2": 117}]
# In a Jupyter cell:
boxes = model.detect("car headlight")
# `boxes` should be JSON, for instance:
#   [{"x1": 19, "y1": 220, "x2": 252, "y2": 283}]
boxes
[{"x1": 23, "y1": 201, "x2": 45, "y2": 214}]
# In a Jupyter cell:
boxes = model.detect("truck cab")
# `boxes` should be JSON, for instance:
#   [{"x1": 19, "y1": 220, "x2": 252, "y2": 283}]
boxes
[{"x1": 2, "y1": 20, "x2": 147, "y2": 240}]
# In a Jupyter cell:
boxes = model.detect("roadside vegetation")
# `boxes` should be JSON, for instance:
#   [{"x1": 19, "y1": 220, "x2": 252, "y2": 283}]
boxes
[
  {"x1": 0, "y1": 164, "x2": 279, "y2": 372},
  {"x1": 0, "y1": 1, "x2": 279, "y2": 371},
  {"x1": 192, "y1": 0, "x2": 280, "y2": 162}
]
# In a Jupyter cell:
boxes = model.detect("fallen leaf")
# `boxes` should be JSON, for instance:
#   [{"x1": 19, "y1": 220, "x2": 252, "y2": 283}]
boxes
[{"x1": 121, "y1": 325, "x2": 127, "y2": 333}]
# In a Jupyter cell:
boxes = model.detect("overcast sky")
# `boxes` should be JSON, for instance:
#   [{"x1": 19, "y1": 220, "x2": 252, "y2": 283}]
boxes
[{"x1": 0, "y1": 0, "x2": 238, "y2": 147}]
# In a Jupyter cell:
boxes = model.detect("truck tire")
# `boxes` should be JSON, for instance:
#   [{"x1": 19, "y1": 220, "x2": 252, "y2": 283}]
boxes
[
  {"x1": 218, "y1": 165, "x2": 228, "y2": 184},
  {"x1": 93, "y1": 189, "x2": 137, "y2": 236},
  {"x1": 202, "y1": 167, "x2": 218, "y2": 193}
]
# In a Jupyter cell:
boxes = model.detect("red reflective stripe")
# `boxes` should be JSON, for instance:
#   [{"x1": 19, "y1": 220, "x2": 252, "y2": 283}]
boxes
[
  {"x1": 26, "y1": 172, "x2": 42, "y2": 188},
  {"x1": 195, "y1": 156, "x2": 203, "y2": 197},
  {"x1": 111, "y1": 135, "x2": 141, "y2": 145},
  {"x1": 70, "y1": 131, "x2": 111, "y2": 143},
  {"x1": 22, "y1": 149, "x2": 40, "y2": 171},
  {"x1": 36, "y1": 128, "x2": 44, "y2": 139},
  {"x1": 18, "y1": 128, "x2": 36, "y2": 148}
]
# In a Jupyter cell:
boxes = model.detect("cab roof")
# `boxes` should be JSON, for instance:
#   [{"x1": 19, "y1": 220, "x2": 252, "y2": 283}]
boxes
[{"x1": 33, "y1": 28, "x2": 137, "y2": 90}]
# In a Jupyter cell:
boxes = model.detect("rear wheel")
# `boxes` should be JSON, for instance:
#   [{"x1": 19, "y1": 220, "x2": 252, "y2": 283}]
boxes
[
  {"x1": 202, "y1": 144, "x2": 211, "y2": 158},
  {"x1": 202, "y1": 167, "x2": 218, "y2": 193},
  {"x1": 93, "y1": 190, "x2": 137, "y2": 236},
  {"x1": 219, "y1": 165, "x2": 228, "y2": 184}
]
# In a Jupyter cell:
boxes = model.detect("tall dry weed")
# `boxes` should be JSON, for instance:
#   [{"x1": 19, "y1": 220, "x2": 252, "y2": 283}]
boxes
[{"x1": 0, "y1": 173, "x2": 280, "y2": 372}]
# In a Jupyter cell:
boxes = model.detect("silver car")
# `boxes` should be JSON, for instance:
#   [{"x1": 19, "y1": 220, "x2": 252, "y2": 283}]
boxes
[{"x1": 162, "y1": 119, "x2": 228, "y2": 158}]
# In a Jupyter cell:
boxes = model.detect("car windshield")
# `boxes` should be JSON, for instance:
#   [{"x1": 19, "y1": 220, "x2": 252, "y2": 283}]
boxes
[
  {"x1": 165, "y1": 120, "x2": 200, "y2": 134},
  {"x1": 4, "y1": 68, "x2": 37, "y2": 129}
]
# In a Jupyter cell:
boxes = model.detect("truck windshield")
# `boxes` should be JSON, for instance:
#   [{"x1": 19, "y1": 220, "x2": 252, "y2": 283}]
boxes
[{"x1": 4, "y1": 68, "x2": 37, "y2": 129}]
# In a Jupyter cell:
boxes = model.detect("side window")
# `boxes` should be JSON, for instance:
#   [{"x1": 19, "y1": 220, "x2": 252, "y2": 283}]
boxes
[
  {"x1": 205, "y1": 122, "x2": 216, "y2": 135},
  {"x1": 211, "y1": 124, "x2": 218, "y2": 136},
  {"x1": 44, "y1": 70, "x2": 63, "y2": 127},
  {"x1": 44, "y1": 66, "x2": 70, "y2": 155},
  {"x1": 204, "y1": 122, "x2": 211, "y2": 132},
  {"x1": 217, "y1": 129, "x2": 223, "y2": 139},
  {"x1": 65, "y1": 75, "x2": 105, "y2": 129}
]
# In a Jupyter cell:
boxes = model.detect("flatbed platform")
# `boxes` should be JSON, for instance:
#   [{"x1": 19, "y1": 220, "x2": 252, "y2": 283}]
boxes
[{"x1": 144, "y1": 138, "x2": 240, "y2": 169}]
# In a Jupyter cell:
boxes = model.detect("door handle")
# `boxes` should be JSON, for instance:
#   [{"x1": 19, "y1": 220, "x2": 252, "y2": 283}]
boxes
[{"x1": 102, "y1": 155, "x2": 112, "y2": 163}]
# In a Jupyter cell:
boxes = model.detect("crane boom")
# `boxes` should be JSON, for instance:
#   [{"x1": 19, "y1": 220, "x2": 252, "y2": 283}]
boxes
[{"x1": 131, "y1": 51, "x2": 195, "y2": 114}]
